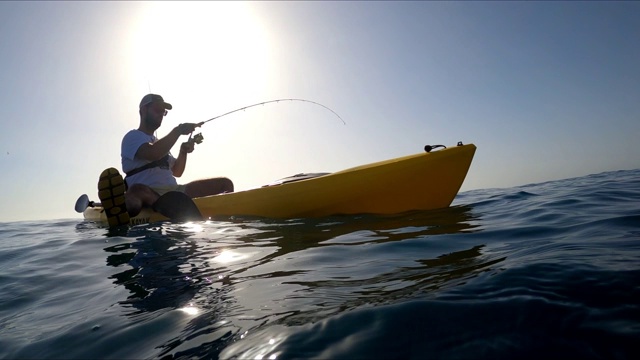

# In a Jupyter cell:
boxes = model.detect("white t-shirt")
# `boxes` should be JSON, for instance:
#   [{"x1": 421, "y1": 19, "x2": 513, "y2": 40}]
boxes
[{"x1": 121, "y1": 129, "x2": 178, "y2": 187}]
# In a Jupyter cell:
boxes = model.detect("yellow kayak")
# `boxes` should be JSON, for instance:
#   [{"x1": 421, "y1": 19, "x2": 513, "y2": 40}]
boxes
[{"x1": 83, "y1": 143, "x2": 476, "y2": 224}]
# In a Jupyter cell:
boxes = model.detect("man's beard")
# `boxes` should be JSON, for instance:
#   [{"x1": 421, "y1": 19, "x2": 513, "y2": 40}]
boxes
[{"x1": 143, "y1": 113, "x2": 161, "y2": 131}]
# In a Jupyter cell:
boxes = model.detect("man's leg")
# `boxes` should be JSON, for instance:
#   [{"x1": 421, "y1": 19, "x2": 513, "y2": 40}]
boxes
[
  {"x1": 185, "y1": 177, "x2": 234, "y2": 198},
  {"x1": 125, "y1": 184, "x2": 160, "y2": 217}
]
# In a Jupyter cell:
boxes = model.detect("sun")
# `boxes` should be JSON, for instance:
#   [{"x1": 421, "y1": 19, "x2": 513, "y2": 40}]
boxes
[{"x1": 125, "y1": 2, "x2": 271, "y2": 112}]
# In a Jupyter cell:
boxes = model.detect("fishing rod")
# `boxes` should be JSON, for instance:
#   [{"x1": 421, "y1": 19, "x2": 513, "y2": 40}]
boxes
[{"x1": 201, "y1": 98, "x2": 346, "y2": 125}]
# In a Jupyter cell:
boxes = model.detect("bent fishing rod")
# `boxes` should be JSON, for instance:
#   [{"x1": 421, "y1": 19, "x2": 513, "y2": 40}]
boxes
[{"x1": 200, "y1": 98, "x2": 346, "y2": 125}]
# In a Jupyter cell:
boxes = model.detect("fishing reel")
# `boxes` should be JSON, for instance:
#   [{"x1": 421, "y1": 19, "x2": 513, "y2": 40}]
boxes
[{"x1": 192, "y1": 132, "x2": 204, "y2": 144}]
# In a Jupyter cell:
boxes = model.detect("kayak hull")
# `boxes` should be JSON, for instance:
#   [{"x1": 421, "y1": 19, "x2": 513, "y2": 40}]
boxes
[{"x1": 83, "y1": 143, "x2": 476, "y2": 224}]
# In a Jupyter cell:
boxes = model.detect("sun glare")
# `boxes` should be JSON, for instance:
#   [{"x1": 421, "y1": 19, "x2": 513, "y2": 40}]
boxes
[{"x1": 127, "y1": 2, "x2": 271, "y2": 108}]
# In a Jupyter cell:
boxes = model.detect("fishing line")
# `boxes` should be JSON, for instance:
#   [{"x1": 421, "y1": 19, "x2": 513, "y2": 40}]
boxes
[{"x1": 201, "y1": 98, "x2": 346, "y2": 125}]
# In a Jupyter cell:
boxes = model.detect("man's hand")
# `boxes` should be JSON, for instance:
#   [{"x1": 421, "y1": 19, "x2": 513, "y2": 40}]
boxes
[
  {"x1": 176, "y1": 122, "x2": 203, "y2": 135},
  {"x1": 180, "y1": 140, "x2": 196, "y2": 154}
]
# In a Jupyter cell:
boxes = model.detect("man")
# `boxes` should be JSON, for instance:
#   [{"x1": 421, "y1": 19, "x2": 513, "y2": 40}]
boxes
[{"x1": 98, "y1": 94, "x2": 233, "y2": 227}]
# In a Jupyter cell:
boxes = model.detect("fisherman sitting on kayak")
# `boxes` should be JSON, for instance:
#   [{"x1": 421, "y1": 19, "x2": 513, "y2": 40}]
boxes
[{"x1": 98, "y1": 94, "x2": 233, "y2": 226}]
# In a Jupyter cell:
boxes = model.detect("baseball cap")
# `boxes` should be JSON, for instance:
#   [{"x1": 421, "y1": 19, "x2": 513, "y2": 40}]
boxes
[{"x1": 139, "y1": 94, "x2": 173, "y2": 110}]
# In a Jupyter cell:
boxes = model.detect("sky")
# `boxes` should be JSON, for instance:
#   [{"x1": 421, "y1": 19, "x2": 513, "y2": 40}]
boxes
[{"x1": 0, "y1": 1, "x2": 638, "y2": 222}]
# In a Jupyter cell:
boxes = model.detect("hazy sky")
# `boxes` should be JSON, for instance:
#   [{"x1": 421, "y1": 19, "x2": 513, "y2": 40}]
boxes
[{"x1": 1, "y1": 1, "x2": 638, "y2": 221}]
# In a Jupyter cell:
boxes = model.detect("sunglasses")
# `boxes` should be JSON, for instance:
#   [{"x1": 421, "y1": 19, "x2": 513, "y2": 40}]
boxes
[{"x1": 146, "y1": 104, "x2": 168, "y2": 116}]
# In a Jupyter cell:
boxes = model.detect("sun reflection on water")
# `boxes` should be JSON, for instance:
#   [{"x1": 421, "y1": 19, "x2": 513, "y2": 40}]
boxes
[
  {"x1": 179, "y1": 303, "x2": 199, "y2": 316},
  {"x1": 211, "y1": 250, "x2": 249, "y2": 264}
]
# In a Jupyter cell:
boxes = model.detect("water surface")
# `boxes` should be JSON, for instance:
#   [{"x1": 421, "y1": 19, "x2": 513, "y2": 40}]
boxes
[{"x1": 1, "y1": 169, "x2": 638, "y2": 359}]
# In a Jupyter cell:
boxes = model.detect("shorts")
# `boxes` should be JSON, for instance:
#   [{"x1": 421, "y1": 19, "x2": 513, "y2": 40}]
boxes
[{"x1": 150, "y1": 184, "x2": 187, "y2": 196}]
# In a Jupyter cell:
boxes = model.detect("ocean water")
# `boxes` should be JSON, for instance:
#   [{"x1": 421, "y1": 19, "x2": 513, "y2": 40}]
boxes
[{"x1": 1, "y1": 169, "x2": 639, "y2": 359}]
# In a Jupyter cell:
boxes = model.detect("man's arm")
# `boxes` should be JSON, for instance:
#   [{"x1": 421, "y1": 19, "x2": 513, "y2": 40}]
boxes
[
  {"x1": 136, "y1": 123, "x2": 200, "y2": 161},
  {"x1": 172, "y1": 140, "x2": 195, "y2": 177}
]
